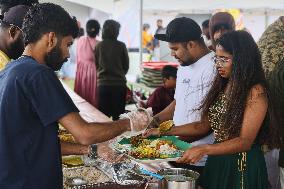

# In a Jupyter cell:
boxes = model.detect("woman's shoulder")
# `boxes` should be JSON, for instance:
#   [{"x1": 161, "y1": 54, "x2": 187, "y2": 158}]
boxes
[
  {"x1": 77, "y1": 36, "x2": 88, "y2": 42},
  {"x1": 247, "y1": 84, "x2": 267, "y2": 102}
]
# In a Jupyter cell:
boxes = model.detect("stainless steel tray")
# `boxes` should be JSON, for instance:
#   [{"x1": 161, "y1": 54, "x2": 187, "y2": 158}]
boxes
[
  {"x1": 63, "y1": 166, "x2": 112, "y2": 189},
  {"x1": 68, "y1": 182, "x2": 147, "y2": 189},
  {"x1": 63, "y1": 159, "x2": 148, "y2": 189}
]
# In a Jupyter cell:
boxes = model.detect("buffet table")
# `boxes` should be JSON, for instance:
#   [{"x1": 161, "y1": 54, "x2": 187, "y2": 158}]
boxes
[{"x1": 61, "y1": 81, "x2": 172, "y2": 189}]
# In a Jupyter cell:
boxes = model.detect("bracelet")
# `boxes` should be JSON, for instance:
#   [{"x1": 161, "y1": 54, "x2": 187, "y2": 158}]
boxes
[
  {"x1": 158, "y1": 120, "x2": 174, "y2": 135},
  {"x1": 88, "y1": 144, "x2": 97, "y2": 159}
]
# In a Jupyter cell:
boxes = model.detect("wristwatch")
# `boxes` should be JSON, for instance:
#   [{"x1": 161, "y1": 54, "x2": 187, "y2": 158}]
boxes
[{"x1": 88, "y1": 144, "x2": 97, "y2": 159}]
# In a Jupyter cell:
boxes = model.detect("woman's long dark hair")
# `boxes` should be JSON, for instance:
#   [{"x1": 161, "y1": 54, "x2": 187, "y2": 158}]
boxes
[{"x1": 201, "y1": 30, "x2": 280, "y2": 147}]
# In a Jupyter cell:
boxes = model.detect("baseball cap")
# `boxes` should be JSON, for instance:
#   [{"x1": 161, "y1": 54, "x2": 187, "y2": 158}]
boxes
[
  {"x1": 2, "y1": 5, "x2": 30, "y2": 28},
  {"x1": 155, "y1": 17, "x2": 202, "y2": 42}
]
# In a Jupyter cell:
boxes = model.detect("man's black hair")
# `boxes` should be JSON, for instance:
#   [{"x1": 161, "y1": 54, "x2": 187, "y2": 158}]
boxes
[
  {"x1": 0, "y1": 0, "x2": 38, "y2": 14},
  {"x1": 0, "y1": 20, "x2": 10, "y2": 29},
  {"x1": 22, "y1": 3, "x2": 79, "y2": 46},
  {"x1": 162, "y1": 65, "x2": 177, "y2": 79},
  {"x1": 102, "y1": 19, "x2": 120, "y2": 40},
  {"x1": 202, "y1": 19, "x2": 209, "y2": 28},
  {"x1": 86, "y1": 19, "x2": 100, "y2": 38}
]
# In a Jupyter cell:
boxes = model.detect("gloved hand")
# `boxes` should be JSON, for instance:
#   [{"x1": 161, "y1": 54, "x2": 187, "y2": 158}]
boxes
[{"x1": 120, "y1": 108, "x2": 152, "y2": 133}]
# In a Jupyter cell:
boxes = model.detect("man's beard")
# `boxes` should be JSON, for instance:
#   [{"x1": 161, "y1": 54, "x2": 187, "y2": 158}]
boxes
[
  {"x1": 10, "y1": 37, "x2": 24, "y2": 60},
  {"x1": 175, "y1": 54, "x2": 194, "y2": 67},
  {"x1": 45, "y1": 44, "x2": 68, "y2": 71},
  {"x1": 180, "y1": 60, "x2": 192, "y2": 66},
  {"x1": 179, "y1": 58, "x2": 194, "y2": 67}
]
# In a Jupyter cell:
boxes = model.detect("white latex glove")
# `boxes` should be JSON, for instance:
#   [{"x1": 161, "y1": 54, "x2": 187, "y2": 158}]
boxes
[{"x1": 120, "y1": 108, "x2": 152, "y2": 133}]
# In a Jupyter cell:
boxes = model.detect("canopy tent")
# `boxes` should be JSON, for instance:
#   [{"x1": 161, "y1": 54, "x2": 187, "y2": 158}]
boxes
[
  {"x1": 65, "y1": 0, "x2": 284, "y2": 14},
  {"x1": 63, "y1": 0, "x2": 284, "y2": 75}
]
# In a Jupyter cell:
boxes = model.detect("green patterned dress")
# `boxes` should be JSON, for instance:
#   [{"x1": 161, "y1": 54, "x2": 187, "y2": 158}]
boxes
[{"x1": 199, "y1": 93, "x2": 268, "y2": 189}]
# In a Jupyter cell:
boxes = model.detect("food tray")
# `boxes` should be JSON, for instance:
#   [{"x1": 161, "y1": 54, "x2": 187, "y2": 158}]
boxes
[
  {"x1": 63, "y1": 158, "x2": 149, "y2": 189},
  {"x1": 113, "y1": 136, "x2": 191, "y2": 163},
  {"x1": 68, "y1": 182, "x2": 147, "y2": 189},
  {"x1": 63, "y1": 166, "x2": 112, "y2": 189}
]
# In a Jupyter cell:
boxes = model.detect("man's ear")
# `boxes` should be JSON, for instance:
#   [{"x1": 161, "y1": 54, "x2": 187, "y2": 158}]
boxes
[
  {"x1": 47, "y1": 32, "x2": 58, "y2": 50},
  {"x1": 187, "y1": 41, "x2": 197, "y2": 49},
  {"x1": 163, "y1": 77, "x2": 167, "y2": 83},
  {"x1": 8, "y1": 26, "x2": 19, "y2": 39}
]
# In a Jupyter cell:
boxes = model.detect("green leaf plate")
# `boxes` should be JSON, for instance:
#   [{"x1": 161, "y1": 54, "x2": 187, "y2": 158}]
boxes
[{"x1": 114, "y1": 136, "x2": 192, "y2": 163}]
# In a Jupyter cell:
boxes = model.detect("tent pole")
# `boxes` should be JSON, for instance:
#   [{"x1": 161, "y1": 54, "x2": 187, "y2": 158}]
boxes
[
  {"x1": 139, "y1": 0, "x2": 143, "y2": 68},
  {"x1": 264, "y1": 9, "x2": 269, "y2": 29}
]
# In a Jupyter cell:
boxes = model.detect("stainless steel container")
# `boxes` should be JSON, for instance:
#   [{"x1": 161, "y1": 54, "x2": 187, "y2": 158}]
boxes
[{"x1": 157, "y1": 168, "x2": 200, "y2": 189}]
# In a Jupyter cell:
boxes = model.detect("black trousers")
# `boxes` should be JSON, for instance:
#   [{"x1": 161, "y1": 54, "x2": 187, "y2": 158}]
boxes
[{"x1": 98, "y1": 85, "x2": 126, "y2": 120}]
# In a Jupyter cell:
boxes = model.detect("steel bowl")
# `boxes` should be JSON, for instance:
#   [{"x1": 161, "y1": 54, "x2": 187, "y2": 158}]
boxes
[{"x1": 157, "y1": 168, "x2": 200, "y2": 189}]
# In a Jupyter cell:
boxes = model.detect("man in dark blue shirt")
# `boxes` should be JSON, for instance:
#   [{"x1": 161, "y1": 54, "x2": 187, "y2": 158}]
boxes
[{"x1": 0, "y1": 3, "x2": 149, "y2": 189}]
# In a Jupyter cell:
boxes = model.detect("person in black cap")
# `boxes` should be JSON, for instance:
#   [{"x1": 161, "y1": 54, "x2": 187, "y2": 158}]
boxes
[
  {"x1": 144, "y1": 17, "x2": 216, "y2": 174},
  {"x1": 0, "y1": 5, "x2": 29, "y2": 70}
]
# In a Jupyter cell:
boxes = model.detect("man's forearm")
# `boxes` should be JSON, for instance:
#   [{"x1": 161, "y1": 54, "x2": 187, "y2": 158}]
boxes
[
  {"x1": 61, "y1": 141, "x2": 89, "y2": 155},
  {"x1": 83, "y1": 119, "x2": 130, "y2": 144},
  {"x1": 60, "y1": 113, "x2": 131, "y2": 146},
  {"x1": 163, "y1": 121, "x2": 211, "y2": 137}
]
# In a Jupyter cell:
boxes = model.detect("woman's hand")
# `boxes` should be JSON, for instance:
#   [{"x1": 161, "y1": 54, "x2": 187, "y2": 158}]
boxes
[
  {"x1": 142, "y1": 128, "x2": 160, "y2": 138},
  {"x1": 176, "y1": 145, "x2": 209, "y2": 164}
]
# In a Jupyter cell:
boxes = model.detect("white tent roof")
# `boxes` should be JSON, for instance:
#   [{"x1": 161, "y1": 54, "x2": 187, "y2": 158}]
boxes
[
  {"x1": 144, "y1": 0, "x2": 284, "y2": 12},
  {"x1": 65, "y1": 0, "x2": 284, "y2": 14}
]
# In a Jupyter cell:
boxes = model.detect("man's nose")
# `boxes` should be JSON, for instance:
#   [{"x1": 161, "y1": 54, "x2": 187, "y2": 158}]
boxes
[{"x1": 66, "y1": 50, "x2": 70, "y2": 59}]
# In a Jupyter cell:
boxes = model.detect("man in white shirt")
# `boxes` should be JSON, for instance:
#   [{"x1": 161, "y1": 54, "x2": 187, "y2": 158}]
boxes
[{"x1": 149, "y1": 17, "x2": 216, "y2": 174}]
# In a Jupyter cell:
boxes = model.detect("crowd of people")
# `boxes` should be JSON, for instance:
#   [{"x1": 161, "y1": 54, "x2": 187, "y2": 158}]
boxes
[
  {"x1": 0, "y1": 1, "x2": 283, "y2": 189},
  {"x1": 143, "y1": 13, "x2": 283, "y2": 189}
]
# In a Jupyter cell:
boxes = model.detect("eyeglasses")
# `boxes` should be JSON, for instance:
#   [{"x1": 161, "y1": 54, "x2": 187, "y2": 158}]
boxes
[
  {"x1": 9, "y1": 23, "x2": 23, "y2": 33},
  {"x1": 0, "y1": 20, "x2": 23, "y2": 33},
  {"x1": 213, "y1": 56, "x2": 231, "y2": 67}
]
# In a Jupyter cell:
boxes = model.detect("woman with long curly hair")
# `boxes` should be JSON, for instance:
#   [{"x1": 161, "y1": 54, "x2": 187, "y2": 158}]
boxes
[{"x1": 144, "y1": 30, "x2": 279, "y2": 188}]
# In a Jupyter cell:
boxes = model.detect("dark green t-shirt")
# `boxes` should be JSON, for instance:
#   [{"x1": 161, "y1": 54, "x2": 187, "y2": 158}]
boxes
[{"x1": 94, "y1": 39, "x2": 129, "y2": 86}]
